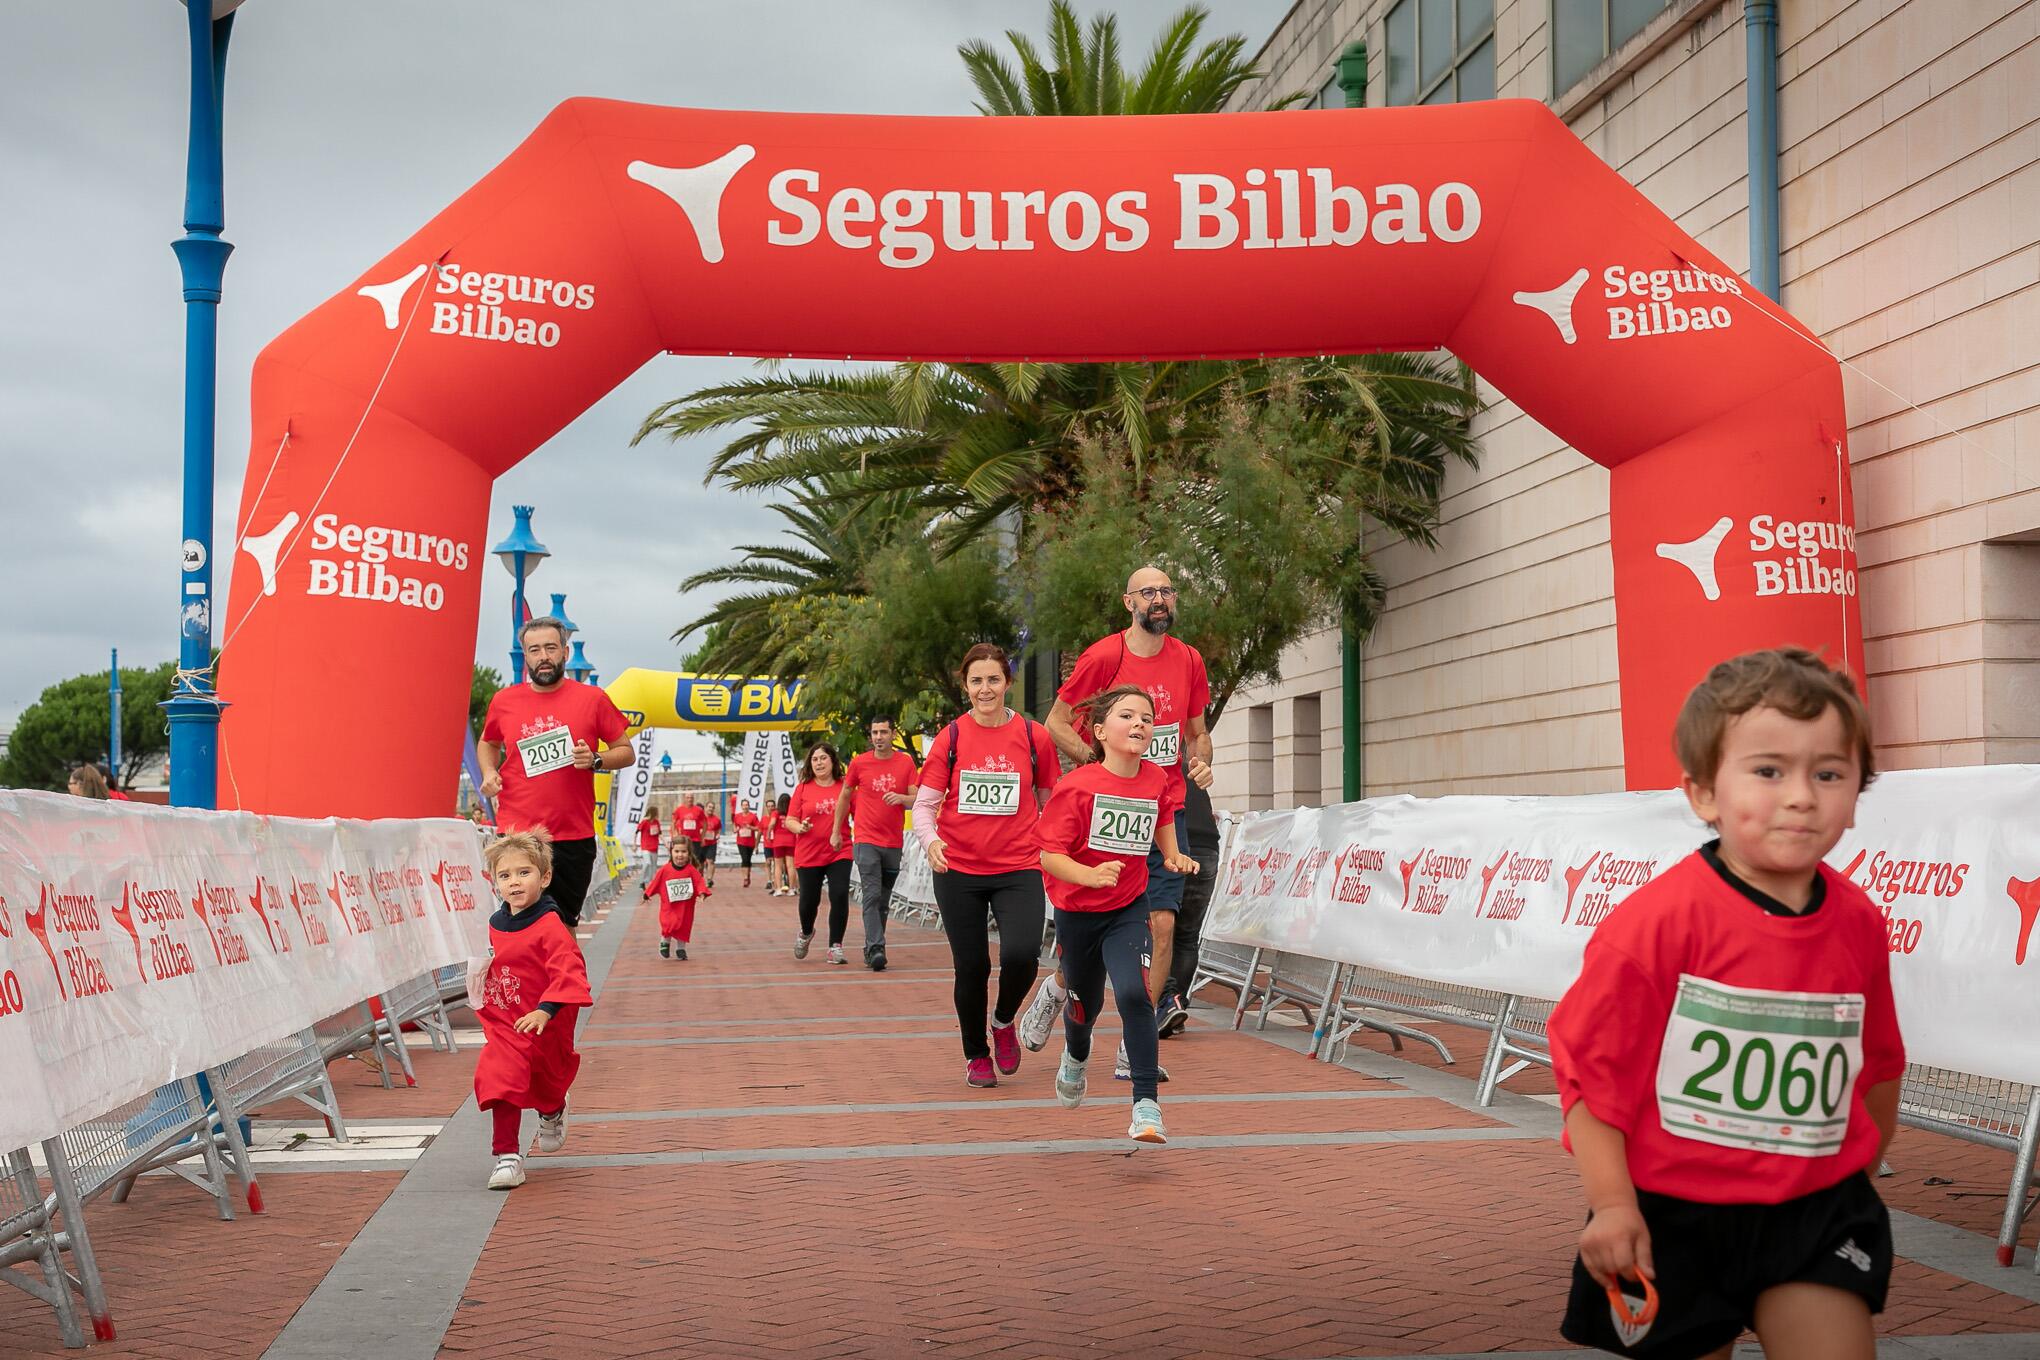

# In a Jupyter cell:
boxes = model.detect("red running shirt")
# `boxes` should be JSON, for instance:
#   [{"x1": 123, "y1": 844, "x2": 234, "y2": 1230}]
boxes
[
  {"x1": 643, "y1": 863, "x2": 710, "y2": 940},
  {"x1": 702, "y1": 812, "x2": 722, "y2": 842},
  {"x1": 1058, "y1": 633, "x2": 1209, "y2": 810},
  {"x1": 480, "y1": 680, "x2": 630, "y2": 841},
  {"x1": 1032, "y1": 760, "x2": 1181, "y2": 914},
  {"x1": 733, "y1": 812, "x2": 760, "y2": 846},
  {"x1": 844, "y1": 751, "x2": 912, "y2": 849},
  {"x1": 675, "y1": 806, "x2": 703, "y2": 842},
  {"x1": 1548, "y1": 852, "x2": 1906, "y2": 1205},
  {"x1": 767, "y1": 811, "x2": 795, "y2": 851},
  {"x1": 788, "y1": 782, "x2": 852, "y2": 869},
  {"x1": 473, "y1": 909, "x2": 592, "y2": 1113},
  {"x1": 920, "y1": 715, "x2": 1061, "y2": 876},
  {"x1": 635, "y1": 817, "x2": 661, "y2": 852}
]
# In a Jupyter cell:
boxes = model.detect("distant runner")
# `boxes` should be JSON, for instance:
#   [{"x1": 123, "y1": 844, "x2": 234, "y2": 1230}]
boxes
[{"x1": 833, "y1": 716, "x2": 913, "y2": 972}]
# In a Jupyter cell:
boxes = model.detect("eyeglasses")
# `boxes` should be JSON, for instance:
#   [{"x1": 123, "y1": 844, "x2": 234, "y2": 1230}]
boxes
[{"x1": 1129, "y1": 586, "x2": 1179, "y2": 602}]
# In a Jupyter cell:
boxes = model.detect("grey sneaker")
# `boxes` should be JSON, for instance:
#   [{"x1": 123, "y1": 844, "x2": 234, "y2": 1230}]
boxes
[
  {"x1": 1018, "y1": 976, "x2": 1066, "y2": 1052},
  {"x1": 1128, "y1": 1098, "x2": 1166, "y2": 1144},
  {"x1": 535, "y1": 1099, "x2": 568, "y2": 1154},
  {"x1": 1113, "y1": 1039, "x2": 1169, "y2": 1083},
  {"x1": 1055, "y1": 1049, "x2": 1088, "y2": 1109},
  {"x1": 828, "y1": 944, "x2": 848, "y2": 965},
  {"x1": 794, "y1": 932, "x2": 812, "y2": 960},
  {"x1": 486, "y1": 1153, "x2": 526, "y2": 1190}
]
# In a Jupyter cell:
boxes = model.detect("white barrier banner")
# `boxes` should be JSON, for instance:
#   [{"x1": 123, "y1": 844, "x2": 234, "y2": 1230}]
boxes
[
  {"x1": 614, "y1": 732, "x2": 660, "y2": 839},
  {"x1": 1204, "y1": 766, "x2": 2040, "y2": 1087},
  {"x1": 0, "y1": 791, "x2": 489, "y2": 1152}
]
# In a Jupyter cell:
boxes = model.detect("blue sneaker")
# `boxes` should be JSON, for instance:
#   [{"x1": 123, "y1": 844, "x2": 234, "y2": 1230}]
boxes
[
  {"x1": 1156, "y1": 993, "x2": 1188, "y2": 1039},
  {"x1": 1128, "y1": 1098, "x2": 1166, "y2": 1144}
]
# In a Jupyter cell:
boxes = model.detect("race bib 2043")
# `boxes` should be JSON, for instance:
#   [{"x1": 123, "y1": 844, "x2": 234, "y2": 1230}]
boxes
[
  {"x1": 1655, "y1": 974, "x2": 1864, "y2": 1158},
  {"x1": 516, "y1": 726, "x2": 575, "y2": 777},
  {"x1": 1142, "y1": 723, "x2": 1181, "y2": 768},
  {"x1": 1087, "y1": 794, "x2": 1159, "y2": 856},
  {"x1": 957, "y1": 769, "x2": 1022, "y2": 816}
]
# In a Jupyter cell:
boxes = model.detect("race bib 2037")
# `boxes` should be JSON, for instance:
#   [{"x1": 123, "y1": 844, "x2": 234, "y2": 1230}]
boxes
[
  {"x1": 1655, "y1": 974, "x2": 1864, "y2": 1158},
  {"x1": 957, "y1": 769, "x2": 1022, "y2": 816},
  {"x1": 516, "y1": 726, "x2": 575, "y2": 777},
  {"x1": 1087, "y1": 794, "x2": 1159, "y2": 856}
]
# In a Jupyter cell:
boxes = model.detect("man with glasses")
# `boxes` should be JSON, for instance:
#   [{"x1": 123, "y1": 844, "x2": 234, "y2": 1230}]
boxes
[
  {"x1": 1027, "y1": 566, "x2": 1214, "y2": 1078},
  {"x1": 832, "y1": 716, "x2": 914, "y2": 971},
  {"x1": 478, "y1": 617, "x2": 632, "y2": 928}
]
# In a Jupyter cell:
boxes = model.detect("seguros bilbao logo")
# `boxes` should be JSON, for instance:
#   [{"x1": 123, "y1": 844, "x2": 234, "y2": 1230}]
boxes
[
  {"x1": 1514, "y1": 262, "x2": 1743, "y2": 346},
  {"x1": 1397, "y1": 849, "x2": 1471, "y2": 915},
  {"x1": 1562, "y1": 852, "x2": 1657, "y2": 927},
  {"x1": 239, "y1": 510, "x2": 472, "y2": 615},
  {"x1": 1655, "y1": 513, "x2": 1857, "y2": 604},
  {"x1": 359, "y1": 260, "x2": 599, "y2": 350}
]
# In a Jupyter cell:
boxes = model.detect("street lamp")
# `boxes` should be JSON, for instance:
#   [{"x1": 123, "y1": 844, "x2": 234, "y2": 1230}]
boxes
[
  {"x1": 491, "y1": 505, "x2": 549, "y2": 683},
  {"x1": 163, "y1": 0, "x2": 249, "y2": 810},
  {"x1": 566, "y1": 640, "x2": 595, "y2": 684},
  {"x1": 549, "y1": 593, "x2": 579, "y2": 637}
]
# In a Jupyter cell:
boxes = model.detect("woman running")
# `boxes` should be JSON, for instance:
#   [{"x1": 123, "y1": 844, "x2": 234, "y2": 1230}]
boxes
[
  {"x1": 732, "y1": 798, "x2": 760, "y2": 889},
  {"x1": 767, "y1": 795, "x2": 797, "y2": 896},
  {"x1": 1036, "y1": 683, "x2": 1195, "y2": 1144},
  {"x1": 915, "y1": 643, "x2": 1063, "y2": 1088},
  {"x1": 785, "y1": 742, "x2": 854, "y2": 963}
]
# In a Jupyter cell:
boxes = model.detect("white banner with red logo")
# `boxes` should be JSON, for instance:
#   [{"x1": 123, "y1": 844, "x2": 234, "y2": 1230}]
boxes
[
  {"x1": 1204, "y1": 766, "x2": 2040, "y2": 1087},
  {"x1": 0, "y1": 791, "x2": 489, "y2": 1152}
]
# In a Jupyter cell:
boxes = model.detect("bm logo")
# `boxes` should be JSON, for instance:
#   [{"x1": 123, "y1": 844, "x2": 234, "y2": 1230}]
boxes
[{"x1": 674, "y1": 677, "x2": 808, "y2": 724}]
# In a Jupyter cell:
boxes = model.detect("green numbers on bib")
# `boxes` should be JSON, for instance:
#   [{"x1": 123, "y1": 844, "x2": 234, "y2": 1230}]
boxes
[
  {"x1": 1142, "y1": 723, "x2": 1181, "y2": 768},
  {"x1": 1087, "y1": 794, "x2": 1159, "y2": 855},
  {"x1": 1657, "y1": 975, "x2": 1864, "y2": 1158}
]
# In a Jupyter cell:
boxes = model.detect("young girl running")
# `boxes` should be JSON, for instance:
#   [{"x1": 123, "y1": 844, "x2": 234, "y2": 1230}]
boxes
[
  {"x1": 643, "y1": 838, "x2": 711, "y2": 960},
  {"x1": 471, "y1": 830, "x2": 592, "y2": 1190},
  {"x1": 732, "y1": 798, "x2": 760, "y2": 889},
  {"x1": 1034, "y1": 684, "x2": 1195, "y2": 1144},
  {"x1": 916, "y1": 643, "x2": 1062, "y2": 1088},
  {"x1": 786, "y1": 744, "x2": 854, "y2": 963}
]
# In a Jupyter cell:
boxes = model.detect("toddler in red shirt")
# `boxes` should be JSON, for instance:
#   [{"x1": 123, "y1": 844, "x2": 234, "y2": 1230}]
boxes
[
  {"x1": 1549, "y1": 648, "x2": 1903, "y2": 1360},
  {"x1": 644, "y1": 839, "x2": 712, "y2": 961},
  {"x1": 1034, "y1": 683, "x2": 1193, "y2": 1146}
]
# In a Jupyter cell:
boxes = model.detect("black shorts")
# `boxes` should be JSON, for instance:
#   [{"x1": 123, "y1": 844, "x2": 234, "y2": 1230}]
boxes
[{"x1": 1561, "y1": 1171, "x2": 1890, "y2": 1360}]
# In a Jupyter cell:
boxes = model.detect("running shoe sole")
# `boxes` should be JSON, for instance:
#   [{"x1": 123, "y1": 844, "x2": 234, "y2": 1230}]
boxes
[
  {"x1": 1128, "y1": 1112, "x2": 1167, "y2": 1145},
  {"x1": 1157, "y1": 1002, "x2": 1188, "y2": 1038},
  {"x1": 487, "y1": 1157, "x2": 526, "y2": 1190}
]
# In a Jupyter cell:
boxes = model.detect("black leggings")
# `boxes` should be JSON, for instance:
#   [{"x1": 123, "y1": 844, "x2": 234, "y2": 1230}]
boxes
[
  {"x1": 934, "y1": 869, "x2": 1045, "y2": 1060},
  {"x1": 796, "y1": 860, "x2": 852, "y2": 945},
  {"x1": 1055, "y1": 899, "x2": 1160, "y2": 1101}
]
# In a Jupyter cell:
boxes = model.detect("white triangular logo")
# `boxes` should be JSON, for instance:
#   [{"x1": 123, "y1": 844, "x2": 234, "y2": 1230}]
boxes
[
  {"x1": 240, "y1": 512, "x2": 299, "y2": 596},
  {"x1": 357, "y1": 264, "x2": 430, "y2": 329},
  {"x1": 625, "y1": 145, "x2": 757, "y2": 264},
  {"x1": 1513, "y1": 267, "x2": 1590, "y2": 344},
  {"x1": 1656, "y1": 515, "x2": 1734, "y2": 601}
]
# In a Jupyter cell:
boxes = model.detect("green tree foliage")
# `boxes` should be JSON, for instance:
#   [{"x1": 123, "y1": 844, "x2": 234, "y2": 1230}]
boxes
[
  {"x1": 1, "y1": 660, "x2": 176, "y2": 790},
  {"x1": 470, "y1": 664, "x2": 502, "y2": 736}
]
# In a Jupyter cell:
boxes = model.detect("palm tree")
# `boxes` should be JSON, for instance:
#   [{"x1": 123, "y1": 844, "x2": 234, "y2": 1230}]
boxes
[{"x1": 959, "y1": 1, "x2": 1286, "y2": 116}]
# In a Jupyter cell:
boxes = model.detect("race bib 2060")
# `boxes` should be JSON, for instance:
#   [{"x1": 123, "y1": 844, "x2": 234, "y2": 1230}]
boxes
[
  {"x1": 516, "y1": 726, "x2": 575, "y2": 777},
  {"x1": 1087, "y1": 794, "x2": 1159, "y2": 855},
  {"x1": 1656, "y1": 974, "x2": 1864, "y2": 1158},
  {"x1": 1142, "y1": 723, "x2": 1181, "y2": 768},
  {"x1": 957, "y1": 769, "x2": 1022, "y2": 816}
]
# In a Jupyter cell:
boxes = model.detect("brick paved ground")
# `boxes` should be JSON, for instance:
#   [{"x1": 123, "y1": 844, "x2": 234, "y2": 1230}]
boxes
[{"x1": 7, "y1": 879, "x2": 2038, "y2": 1357}]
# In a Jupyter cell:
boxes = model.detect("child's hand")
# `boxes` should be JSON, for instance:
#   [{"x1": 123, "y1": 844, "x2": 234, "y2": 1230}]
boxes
[
  {"x1": 1163, "y1": 852, "x2": 1200, "y2": 876},
  {"x1": 1086, "y1": 861, "x2": 1124, "y2": 889},
  {"x1": 1577, "y1": 1203, "x2": 1653, "y2": 1288},
  {"x1": 514, "y1": 1009, "x2": 551, "y2": 1035}
]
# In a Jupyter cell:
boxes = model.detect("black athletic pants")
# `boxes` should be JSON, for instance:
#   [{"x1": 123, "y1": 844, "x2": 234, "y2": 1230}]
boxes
[
  {"x1": 549, "y1": 836, "x2": 597, "y2": 928},
  {"x1": 1054, "y1": 899, "x2": 1161, "y2": 1101},
  {"x1": 934, "y1": 869, "x2": 1045, "y2": 1060},
  {"x1": 796, "y1": 860, "x2": 852, "y2": 945},
  {"x1": 1164, "y1": 846, "x2": 1217, "y2": 1002}
]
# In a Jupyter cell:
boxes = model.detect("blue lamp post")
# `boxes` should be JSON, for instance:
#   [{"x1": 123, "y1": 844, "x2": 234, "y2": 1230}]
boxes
[
  {"x1": 549, "y1": 593, "x2": 579, "y2": 638},
  {"x1": 163, "y1": 0, "x2": 245, "y2": 810},
  {"x1": 491, "y1": 505, "x2": 549, "y2": 683},
  {"x1": 565, "y1": 640, "x2": 595, "y2": 684},
  {"x1": 109, "y1": 647, "x2": 123, "y2": 789}
]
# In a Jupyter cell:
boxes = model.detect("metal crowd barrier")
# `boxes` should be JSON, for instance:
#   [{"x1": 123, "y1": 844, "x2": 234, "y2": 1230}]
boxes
[
  {"x1": 1320, "y1": 966, "x2": 1506, "y2": 1068},
  {"x1": 1186, "y1": 938, "x2": 1264, "y2": 1028},
  {"x1": 1894, "y1": 1067, "x2": 2039, "y2": 1270},
  {"x1": 0, "y1": 1142, "x2": 108, "y2": 1347},
  {"x1": 1255, "y1": 952, "x2": 1345, "y2": 1054},
  {"x1": 208, "y1": 1025, "x2": 351, "y2": 1212},
  {"x1": 1475, "y1": 994, "x2": 1555, "y2": 1105}
]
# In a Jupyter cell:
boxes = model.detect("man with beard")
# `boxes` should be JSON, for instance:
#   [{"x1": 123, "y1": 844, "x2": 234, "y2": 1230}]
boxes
[
  {"x1": 1027, "y1": 566, "x2": 1214, "y2": 1079},
  {"x1": 478, "y1": 617, "x2": 632, "y2": 928}
]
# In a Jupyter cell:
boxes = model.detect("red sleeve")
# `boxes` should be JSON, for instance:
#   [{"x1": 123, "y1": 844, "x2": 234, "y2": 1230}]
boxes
[
  {"x1": 1187, "y1": 647, "x2": 1211, "y2": 721},
  {"x1": 1033, "y1": 784, "x2": 1087, "y2": 859},
  {"x1": 538, "y1": 918, "x2": 594, "y2": 1006},
  {"x1": 480, "y1": 692, "x2": 506, "y2": 744},
  {"x1": 1859, "y1": 926, "x2": 1906, "y2": 1086},
  {"x1": 843, "y1": 755, "x2": 863, "y2": 791},
  {"x1": 1547, "y1": 933, "x2": 1674, "y2": 1136},
  {"x1": 1158, "y1": 774, "x2": 1183, "y2": 825},
  {"x1": 919, "y1": 729, "x2": 956, "y2": 790},
  {"x1": 1057, "y1": 644, "x2": 1113, "y2": 707},
  {"x1": 594, "y1": 692, "x2": 630, "y2": 744},
  {"x1": 643, "y1": 865, "x2": 666, "y2": 899},
  {"x1": 1032, "y1": 725, "x2": 1060, "y2": 794}
]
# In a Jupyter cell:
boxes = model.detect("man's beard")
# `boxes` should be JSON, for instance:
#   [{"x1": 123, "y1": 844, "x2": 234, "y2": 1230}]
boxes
[
  {"x1": 1137, "y1": 605, "x2": 1175, "y2": 636},
  {"x1": 530, "y1": 661, "x2": 564, "y2": 685}
]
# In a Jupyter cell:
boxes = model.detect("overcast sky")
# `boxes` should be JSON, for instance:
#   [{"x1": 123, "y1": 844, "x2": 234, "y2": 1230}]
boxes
[{"x1": 0, "y1": 0, "x2": 1295, "y2": 765}]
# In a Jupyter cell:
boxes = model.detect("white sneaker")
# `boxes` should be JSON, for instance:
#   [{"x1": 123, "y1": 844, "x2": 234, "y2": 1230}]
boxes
[
  {"x1": 1128, "y1": 1098, "x2": 1167, "y2": 1145},
  {"x1": 1055, "y1": 1049, "x2": 1088, "y2": 1109},
  {"x1": 535, "y1": 1099, "x2": 568, "y2": 1154},
  {"x1": 828, "y1": 944, "x2": 848, "y2": 965},
  {"x1": 487, "y1": 1153, "x2": 526, "y2": 1190},
  {"x1": 1018, "y1": 976, "x2": 1067, "y2": 1052},
  {"x1": 1114, "y1": 1040, "x2": 1169, "y2": 1083},
  {"x1": 794, "y1": 932, "x2": 812, "y2": 959}
]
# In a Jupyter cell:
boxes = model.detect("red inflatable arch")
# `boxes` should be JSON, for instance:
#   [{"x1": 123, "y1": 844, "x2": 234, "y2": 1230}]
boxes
[{"x1": 222, "y1": 99, "x2": 1861, "y2": 817}]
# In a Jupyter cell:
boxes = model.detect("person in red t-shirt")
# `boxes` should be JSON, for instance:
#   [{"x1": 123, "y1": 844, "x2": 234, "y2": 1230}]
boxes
[
  {"x1": 699, "y1": 805, "x2": 723, "y2": 887},
  {"x1": 731, "y1": 799, "x2": 762, "y2": 889},
  {"x1": 1024, "y1": 564, "x2": 1215, "y2": 1068},
  {"x1": 785, "y1": 744, "x2": 854, "y2": 963},
  {"x1": 831, "y1": 717, "x2": 915, "y2": 972},
  {"x1": 673, "y1": 796, "x2": 704, "y2": 850},
  {"x1": 916, "y1": 644, "x2": 1061, "y2": 1088},
  {"x1": 1034, "y1": 683, "x2": 1192, "y2": 1146},
  {"x1": 1549, "y1": 649, "x2": 1902, "y2": 1360},
  {"x1": 642, "y1": 839, "x2": 711, "y2": 961},
  {"x1": 766, "y1": 794, "x2": 796, "y2": 896},
  {"x1": 635, "y1": 812, "x2": 662, "y2": 879},
  {"x1": 477, "y1": 618, "x2": 632, "y2": 928}
]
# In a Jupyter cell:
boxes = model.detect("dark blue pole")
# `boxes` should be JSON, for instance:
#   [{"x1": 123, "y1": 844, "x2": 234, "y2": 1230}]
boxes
[
  {"x1": 164, "y1": 3, "x2": 235, "y2": 809},
  {"x1": 510, "y1": 555, "x2": 528, "y2": 683},
  {"x1": 1745, "y1": 0, "x2": 1781, "y2": 301},
  {"x1": 109, "y1": 647, "x2": 122, "y2": 785}
]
